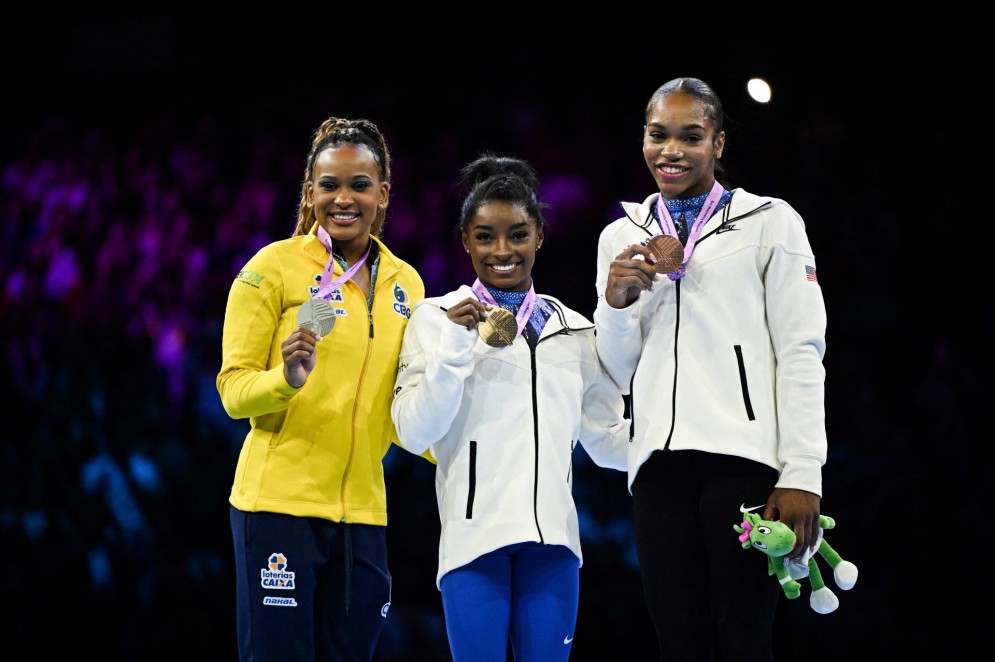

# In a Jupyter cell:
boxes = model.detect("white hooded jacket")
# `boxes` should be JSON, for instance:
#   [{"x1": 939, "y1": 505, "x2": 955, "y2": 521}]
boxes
[
  {"x1": 594, "y1": 189, "x2": 827, "y2": 496},
  {"x1": 392, "y1": 286, "x2": 628, "y2": 586}
]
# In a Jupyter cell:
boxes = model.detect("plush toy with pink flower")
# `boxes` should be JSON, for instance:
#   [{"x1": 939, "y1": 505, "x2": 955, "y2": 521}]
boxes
[{"x1": 733, "y1": 506, "x2": 858, "y2": 614}]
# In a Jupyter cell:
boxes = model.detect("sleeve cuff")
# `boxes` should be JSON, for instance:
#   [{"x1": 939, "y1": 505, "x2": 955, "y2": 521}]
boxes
[
  {"x1": 436, "y1": 319, "x2": 480, "y2": 363},
  {"x1": 593, "y1": 297, "x2": 641, "y2": 334},
  {"x1": 268, "y1": 364, "x2": 304, "y2": 399},
  {"x1": 775, "y1": 455, "x2": 824, "y2": 497}
]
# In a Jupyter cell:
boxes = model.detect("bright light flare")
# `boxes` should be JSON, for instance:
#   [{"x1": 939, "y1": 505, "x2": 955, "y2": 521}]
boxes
[{"x1": 747, "y1": 78, "x2": 772, "y2": 103}]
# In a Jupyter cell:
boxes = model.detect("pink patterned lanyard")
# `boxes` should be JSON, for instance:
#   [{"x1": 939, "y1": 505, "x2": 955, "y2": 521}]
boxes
[
  {"x1": 654, "y1": 179, "x2": 725, "y2": 280},
  {"x1": 471, "y1": 279, "x2": 537, "y2": 340},
  {"x1": 314, "y1": 226, "x2": 371, "y2": 300}
]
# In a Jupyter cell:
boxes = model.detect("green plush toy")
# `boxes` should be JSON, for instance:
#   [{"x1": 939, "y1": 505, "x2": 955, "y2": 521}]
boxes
[{"x1": 733, "y1": 506, "x2": 858, "y2": 614}]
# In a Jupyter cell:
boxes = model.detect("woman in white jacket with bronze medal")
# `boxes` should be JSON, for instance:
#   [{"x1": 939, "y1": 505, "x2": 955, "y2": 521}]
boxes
[
  {"x1": 595, "y1": 77, "x2": 829, "y2": 661},
  {"x1": 391, "y1": 155, "x2": 628, "y2": 662}
]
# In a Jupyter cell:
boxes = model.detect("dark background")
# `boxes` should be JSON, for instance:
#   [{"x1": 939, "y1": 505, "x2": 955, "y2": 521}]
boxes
[{"x1": 1, "y1": 9, "x2": 987, "y2": 660}]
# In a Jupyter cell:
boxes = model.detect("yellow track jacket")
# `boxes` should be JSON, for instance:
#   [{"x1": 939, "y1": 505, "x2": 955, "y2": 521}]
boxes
[{"x1": 218, "y1": 225, "x2": 424, "y2": 525}]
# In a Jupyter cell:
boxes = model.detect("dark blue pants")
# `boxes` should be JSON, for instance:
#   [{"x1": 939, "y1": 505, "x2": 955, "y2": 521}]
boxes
[
  {"x1": 230, "y1": 507, "x2": 390, "y2": 662},
  {"x1": 440, "y1": 542, "x2": 580, "y2": 662}
]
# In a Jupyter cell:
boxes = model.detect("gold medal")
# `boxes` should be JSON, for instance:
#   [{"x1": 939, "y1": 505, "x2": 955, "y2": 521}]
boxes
[
  {"x1": 477, "y1": 307, "x2": 518, "y2": 347},
  {"x1": 297, "y1": 298, "x2": 336, "y2": 336},
  {"x1": 646, "y1": 235, "x2": 685, "y2": 274}
]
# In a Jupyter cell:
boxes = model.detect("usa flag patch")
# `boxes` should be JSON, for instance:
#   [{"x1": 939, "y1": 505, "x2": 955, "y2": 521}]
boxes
[{"x1": 805, "y1": 265, "x2": 818, "y2": 283}]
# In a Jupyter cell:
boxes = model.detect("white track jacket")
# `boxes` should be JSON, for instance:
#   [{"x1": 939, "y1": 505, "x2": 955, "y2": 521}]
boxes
[
  {"x1": 594, "y1": 189, "x2": 827, "y2": 496},
  {"x1": 392, "y1": 286, "x2": 628, "y2": 585}
]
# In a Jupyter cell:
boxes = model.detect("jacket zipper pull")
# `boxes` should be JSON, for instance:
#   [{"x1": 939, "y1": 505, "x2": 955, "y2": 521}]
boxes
[{"x1": 368, "y1": 311, "x2": 374, "y2": 338}]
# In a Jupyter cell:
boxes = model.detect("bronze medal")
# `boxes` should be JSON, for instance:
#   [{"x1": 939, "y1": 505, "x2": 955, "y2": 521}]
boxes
[
  {"x1": 646, "y1": 235, "x2": 685, "y2": 274},
  {"x1": 477, "y1": 307, "x2": 518, "y2": 347},
  {"x1": 297, "y1": 297, "x2": 337, "y2": 336}
]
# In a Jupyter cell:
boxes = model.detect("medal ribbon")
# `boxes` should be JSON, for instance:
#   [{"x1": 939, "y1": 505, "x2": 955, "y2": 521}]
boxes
[
  {"x1": 314, "y1": 226, "x2": 371, "y2": 300},
  {"x1": 471, "y1": 279, "x2": 537, "y2": 340},
  {"x1": 654, "y1": 179, "x2": 725, "y2": 280}
]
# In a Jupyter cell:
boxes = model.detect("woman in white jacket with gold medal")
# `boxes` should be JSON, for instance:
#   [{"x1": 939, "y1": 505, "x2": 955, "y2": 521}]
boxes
[{"x1": 391, "y1": 155, "x2": 627, "y2": 662}]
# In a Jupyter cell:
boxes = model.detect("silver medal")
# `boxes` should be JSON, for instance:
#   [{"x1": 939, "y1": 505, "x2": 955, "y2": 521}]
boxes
[{"x1": 297, "y1": 298, "x2": 336, "y2": 336}]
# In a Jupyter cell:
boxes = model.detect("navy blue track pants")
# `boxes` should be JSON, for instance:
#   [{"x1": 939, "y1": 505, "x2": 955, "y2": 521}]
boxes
[{"x1": 230, "y1": 507, "x2": 390, "y2": 662}]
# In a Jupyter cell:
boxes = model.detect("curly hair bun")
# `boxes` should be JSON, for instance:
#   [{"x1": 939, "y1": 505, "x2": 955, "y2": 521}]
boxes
[
  {"x1": 460, "y1": 154, "x2": 538, "y2": 191},
  {"x1": 458, "y1": 154, "x2": 547, "y2": 232}
]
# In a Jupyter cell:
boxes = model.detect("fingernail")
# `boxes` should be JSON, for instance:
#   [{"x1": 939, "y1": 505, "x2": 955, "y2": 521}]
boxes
[{"x1": 316, "y1": 336, "x2": 323, "y2": 342}]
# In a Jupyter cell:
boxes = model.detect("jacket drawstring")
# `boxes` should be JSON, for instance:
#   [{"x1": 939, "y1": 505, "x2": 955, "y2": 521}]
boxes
[{"x1": 344, "y1": 521, "x2": 353, "y2": 615}]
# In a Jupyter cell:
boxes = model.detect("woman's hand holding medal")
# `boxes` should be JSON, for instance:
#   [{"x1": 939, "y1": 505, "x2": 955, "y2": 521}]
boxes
[
  {"x1": 446, "y1": 298, "x2": 492, "y2": 330},
  {"x1": 282, "y1": 327, "x2": 320, "y2": 388},
  {"x1": 605, "y1": 243, "x2": 660, "y2": 309},
  {"x1": 447, "y1": 298, "x2": 521, "y2": 347}
]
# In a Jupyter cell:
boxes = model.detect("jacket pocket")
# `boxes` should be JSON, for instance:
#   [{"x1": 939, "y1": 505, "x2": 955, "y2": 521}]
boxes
[
  {"x1": 734, "y1": 345, "x2": 756, "y2": 421},
  {"x1": 257, "y1": 407, "x2": 290, "y2": 448},
  {"x1": 627, "y1": 375, "x2": 635, "y2": 441},
  {"x1": 567, "y1": 440, "x2": 577, "y2": 483},
  {"x1": 466, "y1": 441, "x2": 477, "y2": 519}
]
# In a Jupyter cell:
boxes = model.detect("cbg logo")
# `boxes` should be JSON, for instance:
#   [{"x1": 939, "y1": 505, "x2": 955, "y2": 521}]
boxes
[{"x1": 392, "y1": 282, "x2": 411, "y2": 319}]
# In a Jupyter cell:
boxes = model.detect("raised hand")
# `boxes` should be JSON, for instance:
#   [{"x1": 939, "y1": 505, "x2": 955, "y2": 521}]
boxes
[
  {"x1": 604, "y1": 243, "x2": 659, "y2": 309},
  {"x1": 282, "y1": 327, "x2": 320, "y2": 388},
  {"x1": 446, "y1": 298, "x2": 492, "y2": 330}
]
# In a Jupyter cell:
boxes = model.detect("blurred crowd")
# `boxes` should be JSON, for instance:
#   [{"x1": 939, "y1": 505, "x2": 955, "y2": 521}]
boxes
[{"x1": 1, "y1": 89, "x2": 987, "y2": 658}]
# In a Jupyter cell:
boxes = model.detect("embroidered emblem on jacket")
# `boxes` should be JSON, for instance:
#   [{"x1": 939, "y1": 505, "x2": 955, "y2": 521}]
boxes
[
  {"x1": 392, "y1": 282, "x2": 412, "y2": 319},
  {"x1": 236, "y1": 270, "x2": 266, "y2": 288}
]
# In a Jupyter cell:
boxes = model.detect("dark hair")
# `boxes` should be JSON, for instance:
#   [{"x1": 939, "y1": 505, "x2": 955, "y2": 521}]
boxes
[
  {"x1": 645, "y1": 77, "x2": 724, "y2": 133},
  {"x1": 293, "y1": 117, "x2": 391, "y2": 237},
  {"x1": 458, "y1": 154, "x2": 547, "y2": 232},
  {"x1": 646, "y1": 77, "x2": 727, "y2": 182}
]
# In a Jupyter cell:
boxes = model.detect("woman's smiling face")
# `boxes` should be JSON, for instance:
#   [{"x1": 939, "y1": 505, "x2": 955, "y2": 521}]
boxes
[
  {"x1": 643, "y1": 90, "x2": 725, "y2": 199},
  {"x1": 307, "y1": 143, "x2": 388, "y2": 258},
  {"x1": 462, "y1": 200, "x2": 543, "y2": 292}
]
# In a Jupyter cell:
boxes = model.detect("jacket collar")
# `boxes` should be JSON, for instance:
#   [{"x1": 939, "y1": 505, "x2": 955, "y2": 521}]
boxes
[
  {"x1": 302, "y1": 224, "x2": 402, "y2": 277},
  {"x1": 619, "y1": 188, "x2": 774, "y2": 235},
  {"x1": 537, "y1": 295, "x2": 592, "y2": 337}
]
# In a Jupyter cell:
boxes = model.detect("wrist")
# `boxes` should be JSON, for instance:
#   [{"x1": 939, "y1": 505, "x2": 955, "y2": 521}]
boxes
[{"x1": 283, "y1": 364, "x2": 305, "y2": 389}]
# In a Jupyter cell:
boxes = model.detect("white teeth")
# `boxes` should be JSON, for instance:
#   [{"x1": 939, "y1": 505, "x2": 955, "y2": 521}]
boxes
[
  {"x1": 332, "y1": 212, "x2": 358, "y2": 219},
  {"x1": 661, "y1": 166, "x2": 688, "y2": 174},
  {"x1": 491, "y1": 264, "x2": 517, "y2": 272}
]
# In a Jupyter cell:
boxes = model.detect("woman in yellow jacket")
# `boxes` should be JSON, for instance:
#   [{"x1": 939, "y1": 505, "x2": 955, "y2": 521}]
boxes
[{"x1": 217, "y1": 117, "x2": 424, "y2": 662}]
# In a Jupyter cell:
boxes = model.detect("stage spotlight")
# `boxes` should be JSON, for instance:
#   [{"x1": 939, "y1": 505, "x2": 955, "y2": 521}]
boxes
[{"x1": 747, "y1": 78, "x2": 772, "y2": 103}]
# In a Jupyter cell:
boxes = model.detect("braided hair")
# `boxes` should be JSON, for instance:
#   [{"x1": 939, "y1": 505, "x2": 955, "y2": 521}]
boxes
[
  {"x1": 293, "y1": 117, "x2": 391, "y2": 237},
  {"x1": 459, "y1": 154, "x2": 547, "y2": 233}
]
